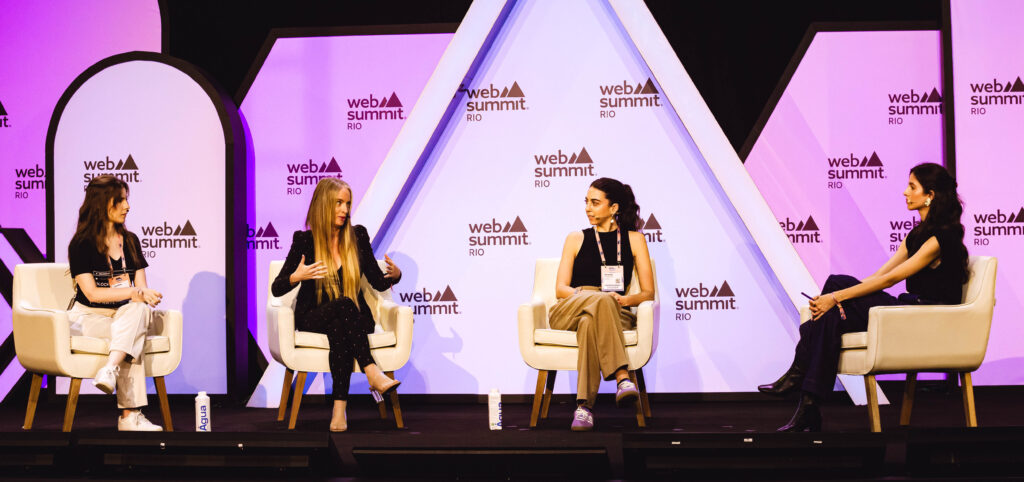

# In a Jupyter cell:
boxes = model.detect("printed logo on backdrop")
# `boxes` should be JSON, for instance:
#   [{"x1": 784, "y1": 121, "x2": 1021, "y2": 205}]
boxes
[
  {"x1": 533, "y1": 147, "x2": 595, "y2": 188},
  {"x1": 972, "y1": 207, "x2": 1024, "y2": 245},
  {"x1": 398, "y1": 285, "x2": 461, "y2": 316},
  {"x1": 967, "y1": 75, "x2": 1024, "y2": 116},
  {"x1": 83, "y1": 154, "x2": 140, "y2": 187},
  {"x1": 13, "y1": 164, "x2": 45, "y2": 200},
  {"x1": 0, "y1": 99, "x2": 10, "y2": 128},
  {"x1": 598, "y1": 78, "x2": 661, "y2": 119},
  {"x1": 637, "y1": 213, "x2": 664, "y2": 243},
  {"x1": 460, "y1": 81, "x2": 527, "y2": 122},
  {"x1": 780, "y1": 215, "x2": 822, "y2": 244},
  {"x1": 138, "y1": 220, "x2": 199, "y2": 259},
  {"x1": 887, "y1": 216, "x2": 920, "y2": 252},
  {"x1": 674, "y1": 280, "x2": 737, "y2": 320},
  {"x1": 887, "y1": 87, "x2": 942, "y2": 125},
  {"x1": 826, "y1": 151, "x2": 885, "y2": 189},
  {"x1": 346, "y1": 91, "x2": 405, "y2": 131},
  {"x1": 246, "y1": 221, "x2": 281, "y2": 250},
  {"x1": 467, "y1": 216, "x2": 529, "y2": 256},
  {"x1": 284, "y1": 157, "x2": 342, "y2": 196}
]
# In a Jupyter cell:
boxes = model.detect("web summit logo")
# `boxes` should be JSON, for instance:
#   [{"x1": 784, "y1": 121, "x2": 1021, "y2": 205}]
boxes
[
  {"x1": 398, "y1": 285, "x2": 460, "y2": 316},
  {"x1": 967, "y1": 75, "x2": 1024, "y2": 116},
  {"x1": 0, "y1": 100, "x2": 10, "y2": 128},
  {"x1": 82, "y1": 154, "x2": 140, "y2": 187},
  {"x1": 247, "y1": 222, "x2": 281, "y2": 250},
  {"x1": 887, "y1": 87, "x2": 942, "y2": 124},
  {"x1": 826, "y1": 151, "x2": 885, "y2": 189},
  {"x1": 972, "y1": 207, "x2": 1024, "y2": 245},
  {"x1": 598, "y1": 78, "x2": 661, "y2": 118},
  {"x1": 533, "y1": 147, "x2": 595, "y2": 187},
  {"x1": 674, "y1": 281, "x2": 737, "y2": 320},
  {"x1": 468, "y1": 216, "x2": 529, "y2": 256},
  {"x1": 346, "y1": 92, "x2": 405, "y2": 130},
  {"x1": 887, "y1": 216, "x2": 920, "y2": 252},
  {"x1": 13, "y1": 164, "x2": 44, "y2": 199},
  {"x1": 139, "y1": 220, "x2": 199, "y2": 258},
  {"x1": 780, "y1": 215, "x2": 821, "y2": 244},
  {"x1": 285, "y1": 157, "x2": 342, "y2": 196},
  {"x1": 637, "y1": 214, "x2": 664, "y2": 243},
  {"x1": 460, "y1": 81, "x2": 527, "y2": 121}
]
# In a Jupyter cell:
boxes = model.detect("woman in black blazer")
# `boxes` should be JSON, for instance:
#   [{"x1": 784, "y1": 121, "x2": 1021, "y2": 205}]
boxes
[{"x1": 272, "y1": 178, "x2": 402, "y2": 432}]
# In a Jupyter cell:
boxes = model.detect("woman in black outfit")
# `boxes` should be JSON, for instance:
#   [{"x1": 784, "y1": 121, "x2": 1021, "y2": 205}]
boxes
[
  {"x1": 759, "y1": 163, "x2": 969, "y2": 432},
  {"x1": 272, "y1": 178, "x2": 401, "y2": 432}
]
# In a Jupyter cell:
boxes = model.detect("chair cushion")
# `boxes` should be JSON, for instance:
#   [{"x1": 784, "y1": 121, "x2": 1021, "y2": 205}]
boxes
[
  {"x1": 841, "y1": 331, "x2": 868, "y2": 349},
  {"x1": 70, "y1": 335, "x2": 170, "y2": 355},
  {"x1": 294, "y1": 330, "x2": 397, "y2": 350},
  {"x1": 534, "y1": 329, "x2": 638, "y2": 347}
]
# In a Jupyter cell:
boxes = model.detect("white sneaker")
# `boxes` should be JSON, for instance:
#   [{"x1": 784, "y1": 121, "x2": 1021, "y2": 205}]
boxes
[
  {"x1": 92, "y1": 365, "x2": 119, "y2": 394},
  {"x1": 118, "y1": 411, "x2": 163, "y2": 432}
]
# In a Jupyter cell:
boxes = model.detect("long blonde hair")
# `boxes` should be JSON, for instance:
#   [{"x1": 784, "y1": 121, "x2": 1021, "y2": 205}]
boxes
[{"x1": 306, "y1": 178, "x2": 361, "y2": 305}]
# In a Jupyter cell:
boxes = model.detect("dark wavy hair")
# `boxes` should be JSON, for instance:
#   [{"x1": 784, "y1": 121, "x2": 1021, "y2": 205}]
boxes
[
  {"x1": 909, "y1": 163, "x2": 968, "y2": 283},
  {"x1": 590, "y1": 177, "x2": 641, "y2": 232},
  {"x1": 70, "y1": 175, "x2": 140, "y2": 268}
]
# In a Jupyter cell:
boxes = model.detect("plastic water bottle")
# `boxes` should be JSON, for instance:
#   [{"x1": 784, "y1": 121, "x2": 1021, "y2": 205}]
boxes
[
  {"x1": 195, "y1": 391, "x2": 211, "y2": 432},
  {"x1": 488, "y1": 388, "x2": 502, "y2": 430}
]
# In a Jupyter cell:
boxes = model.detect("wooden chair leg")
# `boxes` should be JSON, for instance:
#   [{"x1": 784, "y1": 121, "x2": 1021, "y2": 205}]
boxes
[
  {"x1": 864, "y1": 375, "x2": 881, "y2": 433},
  {"x1": 636, "y1": 368, "x2": 652, "y2": 418},
  {"x1": 22, "y1": 373, "x2": 43, "y2": 430},
  {"x1": 277, "y1": 368, "x2": 294, "y2": 422},
  {"x1": 540, "y1": 370, "x2": 557, "y2": 419},
  {"x1": 529, "y1": 370, "x2": 547, "y2": 427},
  {"x1": 899, "y1": 372, "x2": 917, "y2": 426},
  {"x1": 63, "y1": 378, "x2": 82, "y2": 432},
  {"x1": 154, "y1": 376, "x2": 173, "y2": 432},
  {"x1": 389, "y1": 390, "x2": 404, "y2": 428},
  {"x1": 960, "y1": 372, "x2": 977, "y2": 428},
  {"x1": 379, "y1": 372, "x2": 394, "y2": 420},
  {"x1": 288, "y1": 371, "x2": 307, "y2": 430},
  {"x1": 629, "y1": 370, "x2": 645, "y2": 428}
]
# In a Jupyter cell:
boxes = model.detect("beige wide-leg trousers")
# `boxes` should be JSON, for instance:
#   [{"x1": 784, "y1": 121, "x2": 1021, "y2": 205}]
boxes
[
  {"x1": 68, "y1": 302, "x2": 152, "y2": 409},
  {"x1": 548, "y1": 287, "x2": 637, "y2": 408}
]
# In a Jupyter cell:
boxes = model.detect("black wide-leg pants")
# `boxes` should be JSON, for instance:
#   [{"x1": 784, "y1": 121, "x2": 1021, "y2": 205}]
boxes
[
  {"x1": 796, "y1": 275, "x2": 903, "y2": 398},
  {"x1": 297, "y1": 298, "x2": 375, "y2": 400}
]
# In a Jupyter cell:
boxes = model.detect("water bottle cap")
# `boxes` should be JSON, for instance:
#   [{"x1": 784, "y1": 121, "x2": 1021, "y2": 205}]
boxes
[{"x1": 198, "y1": 391, "x2": 207, "y2": 397}]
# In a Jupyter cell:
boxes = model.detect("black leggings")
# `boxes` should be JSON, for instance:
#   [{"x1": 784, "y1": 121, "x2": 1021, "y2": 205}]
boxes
[{"x1": 296, "y1": 297, "x2": 375, "y2": 400}]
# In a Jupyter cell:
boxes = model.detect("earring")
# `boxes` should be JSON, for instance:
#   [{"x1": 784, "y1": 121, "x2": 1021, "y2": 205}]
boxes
[{"x1": 924, "y1": 198, "x2": 932, "y2": 207}]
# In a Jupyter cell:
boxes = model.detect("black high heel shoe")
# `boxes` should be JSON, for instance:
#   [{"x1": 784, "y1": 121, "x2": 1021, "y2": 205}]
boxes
[
  {"x1": 758, "y1": 361, "x2": 805, "y2": 397},
  {"x1": 777, "y1": 392, "x2": 822, "y2": 432}
]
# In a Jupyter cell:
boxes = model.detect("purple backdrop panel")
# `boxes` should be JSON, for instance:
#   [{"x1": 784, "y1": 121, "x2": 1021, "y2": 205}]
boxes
[
  {"x1": 240, "y1": 32, "x2": 452, "y2": 404},
  {"x1": 951, "y1": 0, "x2": 1024, "y2": 385},
  {"x1": 745, "y1": 31, "x2": 944, "y2": 293}
]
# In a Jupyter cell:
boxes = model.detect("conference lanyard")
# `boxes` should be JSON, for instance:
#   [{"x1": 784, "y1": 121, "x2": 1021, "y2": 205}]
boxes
[
  {"x1": 107, "y1": 243, "x2": 132, "y2": 289},
  {"x1": 594, "y1": 228, "x2": 625, "y2": 292}
]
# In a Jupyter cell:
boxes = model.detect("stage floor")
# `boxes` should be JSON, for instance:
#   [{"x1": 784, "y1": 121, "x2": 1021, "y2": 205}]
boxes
[{"x1": 2, "y1": 382, "x2": 1023, "y2": 479}]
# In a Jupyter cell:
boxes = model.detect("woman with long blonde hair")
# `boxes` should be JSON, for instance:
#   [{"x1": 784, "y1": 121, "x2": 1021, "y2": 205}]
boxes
[{"x1": 272, "y1": 178, "x2": 402, "y2": 431}]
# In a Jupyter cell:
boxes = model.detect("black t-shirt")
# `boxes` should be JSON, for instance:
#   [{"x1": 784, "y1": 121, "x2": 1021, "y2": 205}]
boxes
[
  {"x1": 905, "y1": 224, "x2": 966, "y2": 305},
  {"x1": 68, "y1": 232, "x2": 148, "y2": 308},
  {"x1": 570, "y1": 228, "x2": 635, "y2": 296}
]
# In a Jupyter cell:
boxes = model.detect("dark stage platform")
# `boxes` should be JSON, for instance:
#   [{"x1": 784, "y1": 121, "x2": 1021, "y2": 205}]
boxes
[{"x1": 2, "y1": 382, "x2": 1024, "y2": 479}]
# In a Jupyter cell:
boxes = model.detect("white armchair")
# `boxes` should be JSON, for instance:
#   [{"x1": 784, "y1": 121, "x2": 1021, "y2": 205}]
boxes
[
  {"x1": 518, "y1": 258, "x2": 658, "y2": 427},
  {"x1": 804, "y1": 256, "x2": 997, "y2": 432},
  {"x1": 267, "y1": 260, "x2": 414, "y2": 429},
  {"x1": 12, "y1": 263, "x2": 182, "y2": 432}
]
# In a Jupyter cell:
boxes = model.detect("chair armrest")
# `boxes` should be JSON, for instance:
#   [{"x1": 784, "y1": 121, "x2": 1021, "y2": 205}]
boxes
[
  {"x1": 518, "y1": 299, "x2": 547, "y2": 348},
  {"x1": 12, "y1": 305, "x2": 71, "y2": 375},
  {"x1": 799, "y1": 306, "x2": 812, "y2": 323},
  {"x1": 633, "y1": 299, "x2": 657, "y2": 366},
  {"x1": 867, "y1": 303, "x2": 992, "y2": 372},
  {"x1": 267, "y1": 305, "x2": 295, "y2": 366}
]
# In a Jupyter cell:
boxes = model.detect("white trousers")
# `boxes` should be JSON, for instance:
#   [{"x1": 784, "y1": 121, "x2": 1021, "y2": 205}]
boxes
[{"x1": 68, "y1": 302, "x2": 152, "y2": 409}]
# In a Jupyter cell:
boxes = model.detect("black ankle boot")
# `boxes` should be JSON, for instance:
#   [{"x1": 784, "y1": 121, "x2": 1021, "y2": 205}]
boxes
[
  {"x1": 758, "y1": 360, "x2": 805, "y2": 397},
  {"x1": 777, "y1": 392, "x2": 822, "y2": 432}
]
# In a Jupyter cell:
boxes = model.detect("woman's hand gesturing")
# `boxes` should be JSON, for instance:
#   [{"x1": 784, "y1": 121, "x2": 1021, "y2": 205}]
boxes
[
  {"x1": 383, "y1": 254, "x2": 401, "y2": 280},
  {"x1": 291, "y1": 255, "x2": 328, "y2": 283}
]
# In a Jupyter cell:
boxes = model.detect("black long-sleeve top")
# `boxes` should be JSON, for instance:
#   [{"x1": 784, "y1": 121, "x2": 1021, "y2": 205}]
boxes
[{"x1": 272, "y1": 225, "x2": 400, "y2": 326}]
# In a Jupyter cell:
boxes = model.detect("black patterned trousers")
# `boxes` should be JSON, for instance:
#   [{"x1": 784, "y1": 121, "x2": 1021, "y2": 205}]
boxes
[{"x1": 297, "y1": 297, "x2": 375, "y2": 400}]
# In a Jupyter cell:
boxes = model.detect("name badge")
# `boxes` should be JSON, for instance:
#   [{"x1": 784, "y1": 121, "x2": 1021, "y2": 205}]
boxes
[
  {"x1": 110, "y1": 273, "x2": 131, "y2": 289},
  {"x1": 601, "y1": 265, "x2": 624, "y2": 292}
]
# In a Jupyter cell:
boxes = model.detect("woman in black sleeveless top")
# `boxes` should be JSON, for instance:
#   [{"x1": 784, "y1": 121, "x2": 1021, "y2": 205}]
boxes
[
  {"x1": 549, "y1": 178, "x2": 655, "y2": 431},
  {"x1": 759, "y1": 163, "x2": 969, "y2": 431}
]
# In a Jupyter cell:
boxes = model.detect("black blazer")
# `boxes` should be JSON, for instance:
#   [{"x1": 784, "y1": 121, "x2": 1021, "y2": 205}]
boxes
[{"x1": 272, "y1": 225, "x2": 400, "y2": 328}]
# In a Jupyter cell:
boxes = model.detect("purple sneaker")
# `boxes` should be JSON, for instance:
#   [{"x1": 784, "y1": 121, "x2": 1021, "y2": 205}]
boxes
[
  {"x1": 571, "y1": 406, "x2": 594, "y2": 431},
  {"x1": 615, "y1": 379, "x2": 639, "y2": 407}
]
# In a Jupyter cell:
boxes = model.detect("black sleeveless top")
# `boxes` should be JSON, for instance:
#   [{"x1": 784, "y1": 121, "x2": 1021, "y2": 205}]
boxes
[
  {"x1": 570, "y1": 228, "x2": 634, "y2": 296},
  {"x1": 904, "y1": 224, "x2": 967, "y2": 305}
]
